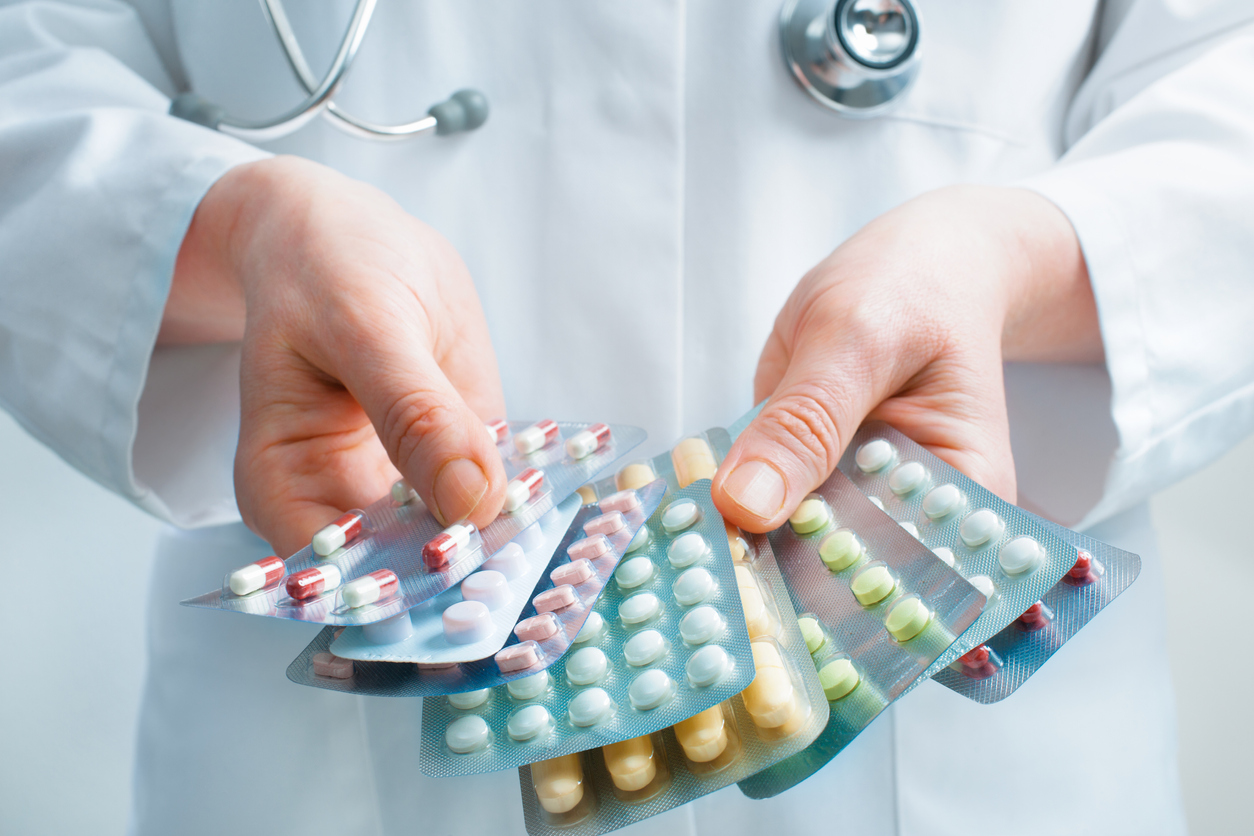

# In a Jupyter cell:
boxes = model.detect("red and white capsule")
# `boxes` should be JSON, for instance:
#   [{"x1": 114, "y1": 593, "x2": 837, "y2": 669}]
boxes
[
  {"x1": 228, "y1": 555, "x2": 285, "y2": 596},
  {"x1": 504, "y1": 468, "x2": 545, "y2": 512},
  {"x1": 423, "y1": 522, "x2": 476, "y2": 570},
  {"x1": 485, "y1": 418, "x2": 510, "y2": 445},
  {"x1": 342, "y1": 569, "x2": 400, "y2": 609},
  {"x1": 285, "y1": 564, "x2": 343, "y2": 601},
  {"x1": 514, "y1": 419, "x2": 559, "y2": 455},
  {"x1": 312, "y1": 511, "x2": 365, "y2": 556},
  {"x1": 565, "y1": 423, "x2": 611, "y2": 460}
]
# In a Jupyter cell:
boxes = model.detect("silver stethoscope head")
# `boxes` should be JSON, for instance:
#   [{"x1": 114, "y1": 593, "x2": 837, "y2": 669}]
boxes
[
  {"x1": 171, "y1": 0, "x2": 488, "y2": 143},
  {"x1": 780, "y1": 0, "x2": 921, "y2": 118}
]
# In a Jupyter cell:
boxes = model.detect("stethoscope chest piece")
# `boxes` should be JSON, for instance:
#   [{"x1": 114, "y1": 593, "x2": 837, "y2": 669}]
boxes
[{"x1": 780, "y1": 0, "x2": 920, "y2": 118}]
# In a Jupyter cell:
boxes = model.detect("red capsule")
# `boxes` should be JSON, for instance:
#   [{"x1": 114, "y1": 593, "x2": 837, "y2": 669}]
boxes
[
  {"x1": 285, "y1": 564, "x2": 343, "y2": 601},
  {"x1": 1064, "y1": 549, "x2": 1102, "y2": 587},
  {"x1": 423, "y1": 523, "x2": 475, "y2": 570},
  {"x1": 485, "y1": 418, "x2": 510, "y2": 444},
  {"x1": 1017, "y1": 601, "x2": 1052, "y2": 631}
]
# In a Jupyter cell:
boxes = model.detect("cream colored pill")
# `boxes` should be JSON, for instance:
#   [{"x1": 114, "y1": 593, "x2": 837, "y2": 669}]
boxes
[
  {"x1": 532, "y1": 754, "x2": 584, "y2": 814},
  {"x1": 616, "y1": 462, "x2": 657, "y2": 492},
  {"x1": 603, "y1": 735, "x2": 658, "y2": 791},
  {"x1": 923, "y1": 483, "x2": 964, "y2": 520},
  {"x1": 619, "y1": 592, "x2": 661, "y2": 626},
  {"x1": 565, "y1": 647, "x2": 608, "y2": 686},
  {"x1": 885, "y1": 596, "x2": 932, "y2": 641},
  {"x1": 674, "y1": 705, "x2": 728, "y2": 763},
  {"x1": 667, "y1": 532, "x2": 710, "y2": 568},
  {"x1": 672, "y1": 567, "x2": 716, "y2": 606},
  {"x1": 933, "y1": 546, "x2": 956, "y2": 568},
  {"x1": 855, "y1": 439, "x2": 895, "y2": 472},
  {"x1": 623, "y1": 629, "x2": 667, "y2": 666},
  {"x1": 507, "y1": 704, "x2": 553, "y2": 742},
  {"x1": 661, "y1": 499, "x2": 700, "y2": 533},
  {"x1": 672, "y1": 437, "x2": 718, "y2": 488},
  {"x1": 819, "y1": 658, "x2": 860, "y2": 701},
  {"x1": 960, "y1": 509, "x2": 1005, "y2": 548},
  {"x1": 573, "y1": 611, "x2": 605, "y2": 644},
  {"x1": 615, "y1": 556, "x2": 655, "y2": 590},
  {"x1": 742, "y1": 642, "x2": 798, "y2": 729},
  {"x1": 445, "y1": 715, "x2": 490, "y2": 754},
  {"x1": 851, "y1": 565, "x2": 896, "y2": 606},
  {"x1": 568, "y1": 688, "x2": 612, "y2": 727},
  {"x1": 447, "y1": 688, "x2": 490, "y2": 710},
  {"x1": 999, "y1": 536, "x2": 1045, "y2": 575},
  {"x1": 819, "y1": 529, "x2": 863, "y2": 572},
  {"x1": 889, "y1": 462, "x2": 928, "y2": 495},
  {"x1": 789, "y1": 497, "x2": 830, "y2": 534},
  {"x1": 686, "y1": 645, "x2": 731, "y2": 688},
  {"x1": 507, "y1": 670, "x2": 550, "y2": 701},
  {"x1": 734, "y1": 565, "x2": 772, "y2": 638},
  {"x1": 679, "y1": 606, "x2": 724, "y2": 645},
  {"x1": 628, "y1": 669, "x2": 674, "y2": 710}
]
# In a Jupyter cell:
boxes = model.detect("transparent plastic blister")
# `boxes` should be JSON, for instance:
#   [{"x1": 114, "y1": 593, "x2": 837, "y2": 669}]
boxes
[
  {"x1": 285, "y1": 481, "x2": 666, "y2": 697},
  {"x1": 181, "y1": 419, "x2": 645, "y2": 626}
]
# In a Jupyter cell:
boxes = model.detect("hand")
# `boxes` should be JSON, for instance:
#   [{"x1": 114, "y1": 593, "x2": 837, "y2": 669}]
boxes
[
  {"x1": 711, "y1": 185, "x2": 1103, "y2": 533},
  {"x1": 166, "y1": 156, "x2": 507, "y2": 557}
]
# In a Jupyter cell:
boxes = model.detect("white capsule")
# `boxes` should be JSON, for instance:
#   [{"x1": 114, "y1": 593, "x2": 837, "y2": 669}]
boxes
[
  {"x1": 686, "y1": 645, "x2": 731, "y2": 688},
  {"x1": 623, "y1": 629, "x2": 667, "y2": 667},
  {"x1": 447, "y1": 688, "x2": 490, "y2": 710},
  {"x1": 568, "y1": 687, "x2": 613, "y2": 727},
  {"x1": 999, "y1": 536, "x2": 1045, "y2": 576},
  {"x1": 855, "y1": 439, "x2": 895, "y2": 472},
  {"x1": 960, "y1": 509, "x2": 1005, "y2": 548},
  {"x1": 888, "y1": 462, "x2": 928, "y2": 496},
  {"x1": 922, "y1": 483, "x2": 965, "y2": 520}
]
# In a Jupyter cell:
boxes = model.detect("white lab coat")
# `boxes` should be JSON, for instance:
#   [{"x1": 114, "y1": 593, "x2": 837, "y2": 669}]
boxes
[{"x1": 3, "y1": 0, "x2": 1254, "y2": 833}]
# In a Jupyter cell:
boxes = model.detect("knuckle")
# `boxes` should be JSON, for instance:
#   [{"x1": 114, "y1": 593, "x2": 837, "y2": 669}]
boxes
[
  {"x1": 381, "y1": 392, "x2": 455, "y2": 472},
  {"x1": 766, "y1": 388, "x2": 845, "y2": 473}
]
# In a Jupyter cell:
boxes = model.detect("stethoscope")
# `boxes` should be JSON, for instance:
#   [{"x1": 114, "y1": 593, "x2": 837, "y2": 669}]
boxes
[{"x1": 171, "y1": 0, "x2": 918, "y2": 142}]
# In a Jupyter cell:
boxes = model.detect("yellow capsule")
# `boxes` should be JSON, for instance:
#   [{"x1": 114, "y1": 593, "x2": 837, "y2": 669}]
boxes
[
  {"x1": 602, "y1": 734, "x2": 657, "y2": 791},
  {"x1": 671, "y1": 437, "x2": 717, "y2": 488},
  {"x1": 531, "y1": 753, "x2": 585, "y2": 814},
  {"x1": 673, "y1": 704, "x2": 729, "y2": 763}
]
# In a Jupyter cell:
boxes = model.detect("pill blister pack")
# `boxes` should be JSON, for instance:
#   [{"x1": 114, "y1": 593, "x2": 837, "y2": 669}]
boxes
[
  {"x1": 419, "y1": 480, "x2": 757, "y2": 776},
  {"x1": 736, "y1": 468, "x2": 985, "y2": 798},
  {"x1": 517, "y1": 530, "x2": 828, "y2": 836},
  {"x1": 836, "y1": 422, "x2": 1080, "y2": 692},
  {"x1": 286, "y1": 482, "x2": 664, "y2": 697}
]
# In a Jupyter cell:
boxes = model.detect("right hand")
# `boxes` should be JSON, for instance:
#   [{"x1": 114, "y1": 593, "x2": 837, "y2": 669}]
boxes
[{"x1": 165, "y1": 156, "x2": 507, "y2": 557}]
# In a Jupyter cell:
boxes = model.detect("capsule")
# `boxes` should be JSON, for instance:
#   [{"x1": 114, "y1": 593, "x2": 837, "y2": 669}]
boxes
[
  {"x1": 485, "y1": 418, "x2": 509, "y2": 444},
  {"x1": 957, "y1": 644, "x2": 1001, "y2": 680},
  {"x1": 602, "y1": 735, "x2": 657, "y2": 792},
  {"x1": 1065, "y1": 549, "x2": 1102, "y2": 586},
  {"x1": 1017, "y1": 601, "x2": 1053, "y2": 631},
  {"x1": 342, "y1": 569, "x2": 400, "y2": 609},
  {"x1": 228, "y1": 555, "x2": 285, "y2": 596},
  {"x1": 532, "y1": 753, "x2": 585, "y2": 815},
  {"x1": 514, "y1": 419, "x2": 559, "y2": 455},
  {"x1": 674, "y1": 704, "x2": 729, "y2": 763},
  {"x1": 671, "y1": 437, "x2": 717, "y2": 489},
  {"x1": 504, "y1": 468, "x2": 545, "y2": 512},
  {"x1": 565, "y1": 423, "x2": 611, "y2": 459},
  {"x1": 423, "y1": 523, "x2": 476, "y2": 570},
  {"x1": 312, "y1": 511, "x2": 365, "y2": 556},
  {"x1": 285, "y1": 564, "x2": 343, "y2": 601}
]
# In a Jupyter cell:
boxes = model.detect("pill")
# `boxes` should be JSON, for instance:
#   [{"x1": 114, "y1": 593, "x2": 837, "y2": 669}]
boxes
[
  {"x1": 228, "y1": 555, "x2": 286, "y2": 596},
  {"x1": 798, "y1": 616, "x2": 827, "y2": 656},
  {"x1": 672, "y1": 436, "x2": 718, "y2": 488},
  {"x1": 532, "y1": 753, "x2": 585, "y2": 814},
  {"x1": 342, "y1": 569, "x2": 400, "y2": 608},
  {"x1": 628, "y1": 669, "x2": 675, "y2": 711},
  {"x1": 789, "y1": 497, "x2": 830, "y2": 535},
  {"x1": 603, "y1": 735, "x2": 658, "y2": 791},
  {"x1": 819, "y1": 658, "x2": 859, "y2": 700},
  {"x1": 623, "y1": 629, "x2": 667, "y2": 666},
  {"x1": 726, "y1": 522, "x2": 750, "y2": 562},
  {"x1": 615, "y1": 556, "x2": 655, "y2": 590},
  {"x1": 885, "y1": 596, "x2": 932, "y2": 641},
  {"x1": 447, "y1": 688, "x2": 490, "y2": 710},
  {"x1": 514, "y1": 612, "x2": 561, "y2": 643},
  {"x1": 923, "y1": 483, "x2": 964, "y2": 520},
  {"x1": 485, "y1": 418, "x2": 510, "y2": 444},
  {"x1": 1066, "y1": 549, "x2": 1102, "y2": 586},
  {"x1": 495, "y1": 641, "x2": 541, "y2": 673},
  {"x1": 616, "y1": 462, "x2": 657, "y2": 492},
  {"x1": 673, "y1": 567, "x2": 716, "y2": 606},
  {"x1": 584, "y1": 512, "x2": 627, "y2": 538},
  {"x1": 391, "y1": 479, "x2": 418, "y2": 504},
  {"x1": 311, "y1": 651, "x2": 354, "y2": 679},
  {"x1": 550, "y1": 559, "x2": 595, "y2": 587},
  {"x1": 933, "y1": 546, "x2": 956, "y2": 568},
  {"x1": 596, "y1": 492, "x2": 640, "y2": 519},
  {"x1": 819, "y1": 529, "x2": 863, "y2": 572},
  {"x1": 573, "y1": 611, "x2": 605, "y2": 644},
  {"x1": 889, "y1": 462, "x2": 929, "y2": 495},
  {"x1": 626, "y1": 525, "x2": 652, "y2": 553},
  {"x1": 445, "y1": 715, "x2": 490, "y2": 754},
  {"x1": 958, "y1": 645, "x2": 1000, "y2": 680},
  {"x1": 661, "y1": 499, "x2": 701, "y2": 533},
  {"x1": 566, "y1": 423, "x2": 612, "y2": 459},
  {"x1": 508, "y1": 669, "x2": 550, "y2": 700},
  {"x1": 674, "y1": 705, "x2": 728, "y2": 762},
  {"x1": 577, "y1": 485, "x2": 597, "y2": 505},
  {"x1": 619, "y1": 592, "x2": 661, "y2": 626},
  {"x1": 515, "y1": 419, "x2": 559, "y2": 454},
  {"x1": 362, "y1": 610, "x2": 413, "y2": 645},
  {"x1": 1017, "y1": 601, "x2": 1052, "y2": 631},
  {"x1": 533, "y1": 584, "x2": 579, "y2": 613},
  {"x1": 312, "y1": 511, "x2": 365, "y2": 556},
  {"x1": 999, "y1": 535, "x2": 1045, "y2": 576},
  {"x1": 568, "y1": 688, "x2": 613, "y2": 727},
  {"x1": 482, "y1": 541, "x2": 528, "y2": 579},
  {"x1": 508, "y1": 704, "x2": 553, "y2": 742},
  {"x1": 664, "y1": 532, "x2": 708, "y2": 570},
  {"x1": 868, "y1": 496, "x2": 886, "y2": 511},
  {"x1": 566, "y1": 647, "x2": 609, "y2": 686},
  {"x1": 734, "y1": 565, "x2": 772, "y2": 638},
  {"x1": 960, "y1": 509, "x2": 1005, "y2": 548},
  {"x1": 504, "y1": 468, "x2": 545, "y2": 513},
  {"x1": 462, "y1": 570, "x2": 510, "y2": 609},
  {"x1": 686, "y1": 645, "x2": 732, "y2": 688},
  {"x1": 442, "y1": 600, "x2": 492, "y2": 644},
  {"x1": 679, "y1": 606, "x2": 724, "y2": 645},
  {"x1": 568, "y1": 535, "x2": 613, "y2": 562},
  {"x1": 742, "y1": 642, "x2": 798, "y2": 729},
  {"x1": 851, "y1": 565, "x2": 896, "y2": 606},
  {"x1": 423, "y1": 522, "x2": 476, "y2": 570},
  {"x1": 968, "y1": 574, "x2": 996, "y2": 602},
  {"x1": 855, "y1": 439, "x2": 895, "y2": 472},
  {"x1": 899, "y1": 521, "x2": 921, "y2": 540}
]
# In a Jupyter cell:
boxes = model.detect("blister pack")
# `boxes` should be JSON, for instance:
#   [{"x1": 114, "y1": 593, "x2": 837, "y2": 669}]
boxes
[
  {"x1": 182, "y1": 419, "x2": 645, "y2": 627},
  {"x1": 285, "y1": 482, "x2": 665, "y2": 696},
  {"x1": 736, "y1": 468, "x2": 985, "y2": 798}
]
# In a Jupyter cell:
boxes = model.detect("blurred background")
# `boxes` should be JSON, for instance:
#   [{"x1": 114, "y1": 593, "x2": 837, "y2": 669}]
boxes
[{"x1": 0, "y1": 409, "x2": 1248, "y2": 834}]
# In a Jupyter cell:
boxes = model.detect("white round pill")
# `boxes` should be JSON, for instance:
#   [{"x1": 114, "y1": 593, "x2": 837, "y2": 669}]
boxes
[
  {"x1": 461, "y1": 570, "x2": 510, "y2": 610},
  {"x1": 667, "y1": 532, "x2": 710, "y2": 569},
  {"x1": 568, "y1": 688, "x2": 613, "y2": 727},
  {"x1": 960, "y1": 509, "x2": 1005, "y2": 548},
  {"x1": 445, "y1": 715, "x2": 490, "y2": 754},
  {"x1": 619, "y1": 592, "x2": 661, "y2": 626},
  {"x1": 507, "y1": 704, "x2": 553, "y2": 742},
  {"x1": 442, "y1": 600, "x2": 492, "y2": 645},
  {"x1": 566, "y1": 647, "x2": 609, "y2": 685},
  {"x1": 481, "y1": 542, "x2": 529, "y2": 580},
  {"x1": 888, "y1": 462, "x2": 928, "y2": 496},
  {"x1": 661, "y1": 499, "x2": 700, "y2": 533},
  {"x1": 679, "y1": 606, "x2": 724, "y2": 645},
  {"x1": 623, "y1": 629, "x2": 667, "y2": 667},
  {"x1": 922, "y1": 484, "x2": 964, "y2": 520},
  {"x1": 573, "y1": 611, "x2": 605, "y2": 644},
  {"x1": 855, "y1": 439, "x2": 895, "y2": 472},
  {"x1": 686, "y1": 645, "x2": 732, "y2": 688},
  {"x1": 615, "y1": 556, "x2": 655, "y2": 590},
  {"x1": 672, "y1": 567, "x2": 716, "y2": 607},
  {"x1": 969, "y1": 574, "x2": 997, "y2": 602},
  {"x1": 626, "y1": 525, "x2": 652, "y2": 553},
  {"x1": 933, "y1": 547, "x2": 956, "y2": 568},
  {"x1": 628, "y1": 669, "x2": 675, "y2": 711},
  {"x1": 507, "y1": 670, "x2": 550, "y2": 701},
  {"x1": 999, "y1": 536, "x2": 1045, "y2": 576},
  {"x1": 868, "y1": 496, "x2": 886, "y2": 511},
  {"x1": 899, "y1": 521, "x2": 922, "y2": 541},
  {"x1": 447, "y1": 688, "x2": 490, "y2": 710}
]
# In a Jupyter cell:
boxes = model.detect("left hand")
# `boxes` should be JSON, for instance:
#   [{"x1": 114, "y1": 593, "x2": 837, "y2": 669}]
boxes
[{"x1": 711, "y1": 185, "x2": 1104, "y2": 533}]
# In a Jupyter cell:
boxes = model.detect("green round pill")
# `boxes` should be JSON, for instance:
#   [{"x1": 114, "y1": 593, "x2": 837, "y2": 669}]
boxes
[
  {"x1": 798, "y1": 616, "x2": 827, "y2": 656},
  {"x1": 819, "y1": 529, "x2": 862, "y2": 572},
  {"x1": 819, "y1": 658, "x2": 860, "y2": 701},
  {"x1": 884, "y1": 597, "x2": 932, "y2": 642},
  {"x1": 851, "y1": 565, "x2": 896, "y2": 607},
  {"x1": 789, "y1": 498, "x2": 830, "y2": 535}
]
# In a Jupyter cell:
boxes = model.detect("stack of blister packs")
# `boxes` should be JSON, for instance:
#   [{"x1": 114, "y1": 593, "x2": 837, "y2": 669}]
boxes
[{"x1": 183, "y1": 411, "x2": 1141, "y2": 834}]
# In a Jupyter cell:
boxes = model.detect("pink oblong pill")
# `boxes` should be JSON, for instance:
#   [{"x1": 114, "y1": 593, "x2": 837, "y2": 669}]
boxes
[
  {"x1": 312, "y1": 652, "x2": 354, "y2": 679},
  {"x1": 534, "y1": 584, "x2": 580, "y2": 613},
  {"x1": 569, "y1": 535, "x2": 612, "y2": 562},
  {"x1": 551, "y1": 559, "x2": 595, "y2": 587},
  {"x1": 583, "y1": 512, "x2": 626, "y2": 538},
  {"x1": 514, "y1": 613, "x2": 560, "y2": 642},
  {"x1": 496, "y1": 641, "x2": 542, "y2": 672},
  {"x1": 599, "y1": 490, "x2": 642, "y2": 516}
]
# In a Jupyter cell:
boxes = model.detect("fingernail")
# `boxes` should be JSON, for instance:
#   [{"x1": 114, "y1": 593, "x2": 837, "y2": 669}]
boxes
[
  {"x1": 723, "y1": 460, "x2": 787, "y2": 521},
  {"x1": 432, "y1": 458, "x2": 489, "y2": 524}
]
